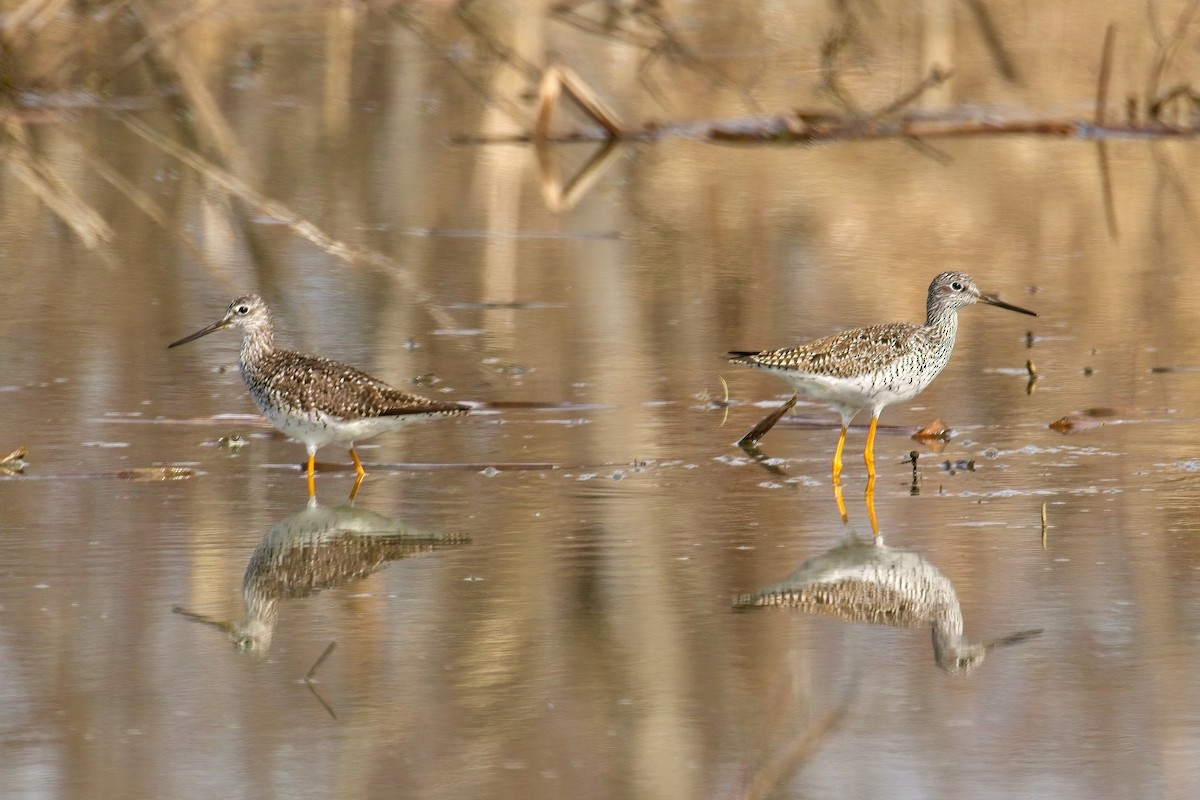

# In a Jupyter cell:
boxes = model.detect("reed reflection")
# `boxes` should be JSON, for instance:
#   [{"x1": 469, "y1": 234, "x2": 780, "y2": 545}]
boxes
[
  {"x1": 175, "y1": 495, "x2": 468, "y2": 653},
  {"x1": 735, "y1": 491, "x2": 1040, "y2": 676}
]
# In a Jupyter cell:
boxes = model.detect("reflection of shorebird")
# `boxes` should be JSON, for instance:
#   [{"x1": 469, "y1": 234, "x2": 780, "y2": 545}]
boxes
[
  {"x1": 728, "y1": 272, "x2": 1036, "y2": 482},
  {"x1": 174, "y1": 498, "x2": 468, "y2": 653},
  {"x1": 734, "y1": 530, "x2": 1041, "y2": 675},
  {"x1": 169, "y1": 295, "x2": 468, "y2": 497}
]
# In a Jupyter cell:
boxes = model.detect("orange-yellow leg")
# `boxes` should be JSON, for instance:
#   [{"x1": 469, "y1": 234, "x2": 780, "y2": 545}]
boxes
[
  {"x1": 865, "y1": 475, "x2": 880, "y2": 537},
  {"x1": 832, "y1": 425, "x2": 848, "y2": 484},
  {"x1": 348, "y1": 447, "x2": 366, "y2": 502},
  {"x1": 833, "y1": 480, "x2": 848, "y2": 524},
  {"x1": 306, "y1": 453, "x2": 316, "y2": 497},
  {"x1": 863, "y1": 415, "x2": 879, "y2": 480}
]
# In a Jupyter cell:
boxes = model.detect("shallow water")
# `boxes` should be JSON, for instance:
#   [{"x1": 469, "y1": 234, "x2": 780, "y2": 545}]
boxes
[{"x1": 2, "y1": 3, "x2": 1200, "y2": 799}]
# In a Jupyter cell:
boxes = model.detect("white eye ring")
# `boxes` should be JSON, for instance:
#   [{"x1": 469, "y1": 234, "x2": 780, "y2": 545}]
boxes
[
  {"x1": 950, "y1": 282, "x2": 964, "y2": 291},
  {"x1": 237, "y1": 305, "x2": 250, "y2": 314}
]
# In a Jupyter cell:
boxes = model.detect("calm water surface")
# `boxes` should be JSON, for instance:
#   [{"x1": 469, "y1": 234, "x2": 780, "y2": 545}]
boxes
[{"x1": 1, "y1": 3, "x2": 1199, "y2": 799}]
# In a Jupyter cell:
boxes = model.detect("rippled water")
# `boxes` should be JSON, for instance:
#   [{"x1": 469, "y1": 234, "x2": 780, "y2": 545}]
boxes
[{"x1": 2, "y1": 3, "x2": 1199, "y2": 799}]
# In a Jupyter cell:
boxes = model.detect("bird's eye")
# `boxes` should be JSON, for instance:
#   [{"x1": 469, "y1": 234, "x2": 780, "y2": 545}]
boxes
[
  {"x1": 236, "y1": 305, "x2": 250, "y2": 315},
  {"x1": 950, "y1": 281, "x2": 964, "y2": 291}
]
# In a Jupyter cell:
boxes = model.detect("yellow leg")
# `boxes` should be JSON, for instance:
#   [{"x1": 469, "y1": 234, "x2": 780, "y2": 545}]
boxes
[
  {"x1": 832, "y1": 425, "x2": 848, "y2": 484},
  {"x1": 306, "y1": 453, "x2": 316, "y2": 497},
  {"x1": 833, "y1": 480, "x2": 848, "y2": 524},
  {"x1": 348, "y1": 447, "x2": 366, "y2": 502},
  {"x1": 865, "y1": 475, "x2": 880, "y2": 537},
  {"x1": 863, "y1": 416, "x2": 879, "y2": 480}
]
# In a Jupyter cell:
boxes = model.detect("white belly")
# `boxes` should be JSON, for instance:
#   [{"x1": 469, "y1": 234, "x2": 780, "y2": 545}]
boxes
[{"x1": 259, "y1": 403, "x2": 415, "y2": 451}]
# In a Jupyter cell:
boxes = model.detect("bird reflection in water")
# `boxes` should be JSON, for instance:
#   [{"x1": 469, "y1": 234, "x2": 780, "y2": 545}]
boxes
[
  {"x1": 174, "y1": 494, "x2": 468, "y2": 654},
  {"x1": 734, "y1": 489, "x2": 1041, "y2": 676}
]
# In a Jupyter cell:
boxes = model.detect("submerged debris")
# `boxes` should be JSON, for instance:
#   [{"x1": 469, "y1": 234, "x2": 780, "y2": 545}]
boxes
[
  {"x1": 0, "y1": 446, "x2": 29, "y2": 475},
  {"x1": 1049, "y1": 407, "x2": 1117, "y2": 434},
  {"x1": 117, "y1": 466, "x2": 195, "y2": 481},
  {"x1": 218, "y1": 434, "x2": 248, "y2": 450}
]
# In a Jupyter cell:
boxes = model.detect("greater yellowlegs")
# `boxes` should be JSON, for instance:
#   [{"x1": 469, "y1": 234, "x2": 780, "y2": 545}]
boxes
[
  {"x1": 728, "y1": 272, "x2": 1036, "y2": 482},
  {"x1": 169, "y1": 295, "x2": 468, "y2": 496}
]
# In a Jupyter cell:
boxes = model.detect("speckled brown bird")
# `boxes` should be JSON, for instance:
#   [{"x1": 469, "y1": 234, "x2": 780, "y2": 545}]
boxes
[
  {"x1": 169, "y1": 295, "x2": 468, "y2": 496},
  {"x1": 728, "y1": 272, "x2": 1036, "y2": 482}
]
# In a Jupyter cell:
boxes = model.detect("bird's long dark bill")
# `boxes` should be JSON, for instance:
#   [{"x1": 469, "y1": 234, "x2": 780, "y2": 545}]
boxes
[
  {"x1": 168, "y1": 318, "x2": 232, "y2": 348},
  {"x1": 980, "y1": 294, "x2": 1037, "y2": 317}
]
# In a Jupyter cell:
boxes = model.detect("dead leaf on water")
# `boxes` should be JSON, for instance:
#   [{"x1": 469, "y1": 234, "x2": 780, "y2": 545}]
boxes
[{"x1": 912, "y1": 419, "x2": 951, "y2": 442}]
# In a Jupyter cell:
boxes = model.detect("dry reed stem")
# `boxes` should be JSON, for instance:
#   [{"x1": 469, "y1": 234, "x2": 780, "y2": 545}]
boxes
[{"x1": 113, "y1": 112, "x2": 461, "y2": 331}]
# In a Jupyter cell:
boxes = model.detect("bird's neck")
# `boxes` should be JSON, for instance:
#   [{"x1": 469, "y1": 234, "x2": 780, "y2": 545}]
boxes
[
  {"x1": 239, "y1": 320, "x2": 275, "y2": 373},
  {"x1": 926, "y1": 304, "x2": 959, "y2": 340}
]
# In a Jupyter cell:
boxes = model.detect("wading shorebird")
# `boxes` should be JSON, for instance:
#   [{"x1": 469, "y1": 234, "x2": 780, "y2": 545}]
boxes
[
  {"x1": 169, "y1": 295, "x2": 468, "y2": 497},
  {"x1": 728, "y1": 272, "x2": 1036, "y2": 482}
]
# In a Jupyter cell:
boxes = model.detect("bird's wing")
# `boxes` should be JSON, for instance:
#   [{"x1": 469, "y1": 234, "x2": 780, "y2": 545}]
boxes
[
  {"x1": 729, "y1": 322, "x2": 925, "y2": 380},
  {"x1": 260, "y1": 351, "x2": 467, "y2": 419}
]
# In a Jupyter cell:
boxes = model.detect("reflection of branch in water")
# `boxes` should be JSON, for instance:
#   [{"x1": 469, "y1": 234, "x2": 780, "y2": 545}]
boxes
[
  {"x1": 456, "y1": 0, "x2": 542, "y2": 79},
  {"x1": 1094, "y1": 24, "x2": 1120, "y2": 240},
  {"x1": 386, "y1": 3, "x2": 528, "y2": 127},
  {"x1": 1145, "y1": 0, "x2": 1200, "y2": 112},
  {"x1": 125, "y1": 0, "x2": 247, "y2": 172},
  {"x1": 818, "y1": 11, "x2": 863, "y2": 115},
  {"x1": 1, "y1": 121, "x2": 114, "y2": 251},
  {"x1": 735, "y1": 531, "x2": 1042, "y2": 676},
  {"x1": 960, "y1": 0, "x2": 1020, "y2": 84},
  {"x1": 1150, "y1": 144, "x2": 1200, "y2": 240},
  {"x1": 551, "y1": 0, "x2": 763, "y2": 115},
  {"x1": 735, "y1": 690, "x2": 853, "y2": 800},
  {"x1": 535, "y1": 138, "x2": 624, "y2": 212},
  {"x1": 112, "y1": 112, "x2": 466, "y2": 331},
  {"x1": 303, "y1": 641, "x2": 339, "y2": 720}
]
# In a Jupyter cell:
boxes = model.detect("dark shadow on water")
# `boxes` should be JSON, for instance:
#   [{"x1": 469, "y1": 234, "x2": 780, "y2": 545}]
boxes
[
  {"x1": 173, "y1": 494, "x2": 469, "y2": 655},
  {"x1": 734, "y1": 493, "x2": 1042, "y2": 676}
]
